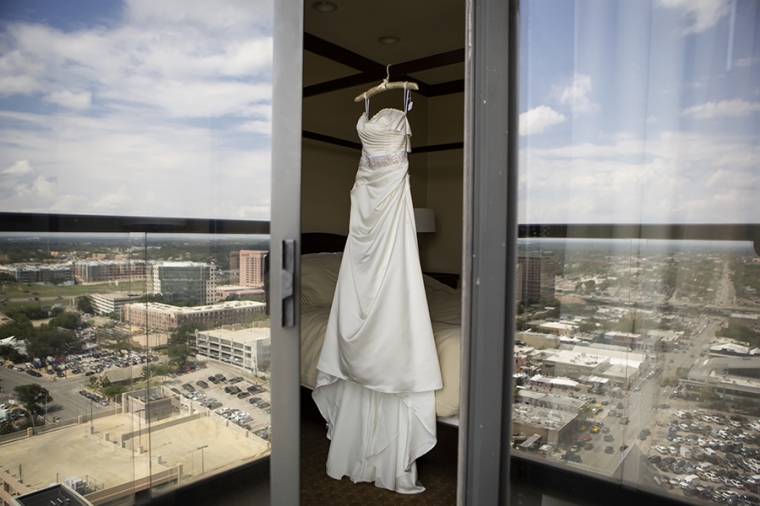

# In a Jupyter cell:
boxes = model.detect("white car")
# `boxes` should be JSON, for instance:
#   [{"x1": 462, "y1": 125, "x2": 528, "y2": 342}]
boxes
[
  {"x1": 656, "y1": 446, "x2": 668, "y2": 454},
  {"x1": 704, "y1": 473, "x2": 720, "y2": 483}
]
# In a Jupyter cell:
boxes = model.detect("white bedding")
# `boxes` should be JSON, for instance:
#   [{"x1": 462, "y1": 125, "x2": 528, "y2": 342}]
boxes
[{"x1": 300, "y1": 253, "x2": 462, "y2": 419}]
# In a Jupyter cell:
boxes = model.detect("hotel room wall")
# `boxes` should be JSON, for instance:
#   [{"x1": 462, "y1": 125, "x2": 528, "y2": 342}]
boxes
[
  {"x1": 424, "y1": 92, "x2": 465, "y2": 276},
  {"x1": 301, "y1": 87, "x2": 430, "y2": 236}
]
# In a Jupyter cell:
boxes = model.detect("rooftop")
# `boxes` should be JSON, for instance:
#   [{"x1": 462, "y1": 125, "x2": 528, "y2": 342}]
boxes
[
  {"x1": 197, "y1": 327, "x2": 271, "y2": 344},
  {"x1": 544, "y1": 350, "x2": 609, "y2": 368},
  {"x1": 512, "y1": 405, "x2": 577, "y2": 431},
  {"x1": 126, "y1": 301, "x2": 265, "y2": 315}
]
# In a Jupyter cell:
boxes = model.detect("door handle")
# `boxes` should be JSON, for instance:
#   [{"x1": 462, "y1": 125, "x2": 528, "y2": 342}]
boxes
[{"x1": 281, "y1": 239, "x2": 295, "y2": 327}]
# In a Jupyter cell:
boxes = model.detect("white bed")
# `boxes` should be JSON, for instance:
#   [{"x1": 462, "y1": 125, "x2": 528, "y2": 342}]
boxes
[{"x1": 299, "y1": 252, "x2": 462, "y2": 421}]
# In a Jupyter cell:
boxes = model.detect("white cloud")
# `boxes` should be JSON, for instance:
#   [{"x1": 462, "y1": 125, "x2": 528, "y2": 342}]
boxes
[
  {"x1": 519, "y1": 106, "x2": 566, "y2": 136},
  {"x1": 735, "y1": 57, "x2": 759, "y2": 68},
  {"x1": 552, "y1": 73, "x2": 600, "y2": 115},
  {"x1": 2, "y1": 160, "x2": 34, "y2": 175},
  {"x1": 0, "y1": 1, "x2": 275, "y2": 219},
  {"x1": 658, "y1": 0, "x2": 731, "y2": 34},
  {"x1": 683, "y1": 99, "x2": 760, "y2": 119},
  {"x1": 518, "y1": 130, "x2": 760, "y2": 224},
  {"x1": 239, "y1": 120, "x2": 272, "y2": 135},
  {"x1": 125, "y1": 0, "x2": 273, "y2": 31},
  {"x1": 44, "y1": 90, "x2": 92, "y2": 110}
]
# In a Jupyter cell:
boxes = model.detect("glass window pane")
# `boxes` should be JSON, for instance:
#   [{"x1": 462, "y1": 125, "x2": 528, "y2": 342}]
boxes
[
  {"x1": 0, "y1": 231, "x2": 140, "y2": 504},
  {"x1": 0, "y1": 1, "x2": 273, "y2": 221},
  {"x1": 516, "y1": 0, "x2": 760, "y2": 503},
  {"x1": 139, "y1": 233, "x2": 271, "y2": 498},
  {"x1": 0, "y1": 0, "x2": 277, "y2": 503}
]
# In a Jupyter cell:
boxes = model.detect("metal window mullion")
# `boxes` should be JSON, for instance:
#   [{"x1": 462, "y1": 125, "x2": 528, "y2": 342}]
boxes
[
  {"x1": 459, "y1": 0, "x2": 515, "y2": 505},
  {"x1": 270, "y1": 0, "x2": 303, "y2": 505}
]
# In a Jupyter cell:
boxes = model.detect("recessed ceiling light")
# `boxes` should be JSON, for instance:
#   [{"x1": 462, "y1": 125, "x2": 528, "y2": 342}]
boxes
[
  {"x1": 311, "y1": 1, "x2": 338, "y2": 13},
  {"x1": 378, "y1": 35, "x2": 401, "y2": 45}
]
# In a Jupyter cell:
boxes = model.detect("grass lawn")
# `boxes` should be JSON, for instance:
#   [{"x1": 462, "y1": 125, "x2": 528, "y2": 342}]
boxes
[{"x1": 1, "y1": 282, "x2": 129, "y2": 301}]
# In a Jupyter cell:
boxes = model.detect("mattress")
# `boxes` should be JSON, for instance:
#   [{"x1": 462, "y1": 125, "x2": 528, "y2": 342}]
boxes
[{"x1": 299, "y1": 253, "x2": 462, "y2": 419}]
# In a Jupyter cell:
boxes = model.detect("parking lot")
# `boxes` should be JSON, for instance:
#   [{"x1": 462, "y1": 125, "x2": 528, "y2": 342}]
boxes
[
  {"x1": 163, "y1": 363, "x2": 272, "y2": 439},
  {"x1": 644, "y1": 407, "x2": 760, "y2": 504}
]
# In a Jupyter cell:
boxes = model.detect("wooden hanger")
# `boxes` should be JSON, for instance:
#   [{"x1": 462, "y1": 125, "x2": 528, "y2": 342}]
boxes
[{"x1": 354, "y1": 64, "x2": 419, "y2": 102}]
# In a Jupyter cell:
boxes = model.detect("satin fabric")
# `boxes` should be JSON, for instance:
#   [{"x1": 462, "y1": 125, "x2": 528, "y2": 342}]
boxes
[{"x1": 312, "y1": 108, "x2": 443, "y2": 494}]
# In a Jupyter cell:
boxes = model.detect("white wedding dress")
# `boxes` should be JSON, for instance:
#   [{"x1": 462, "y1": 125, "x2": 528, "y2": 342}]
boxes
[{"x1": 312, "y1": 95, "x2": 443, "y2": 494}]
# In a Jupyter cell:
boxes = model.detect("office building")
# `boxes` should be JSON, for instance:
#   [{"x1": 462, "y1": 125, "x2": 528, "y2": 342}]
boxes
[
  {"x1": 124, "y1": 300, "x2": 265, "y2": 332},
  {"x1": 88, "y1": 292, "x2": 143, "y2": 316},
  {"x1": 148, "y1": 262, "x2": 216, "y2": 305},
  {"x1": 230, "y1": 251, "x2": 240, "y2": 270},
  {"x1": 517, "y1": 252, "x2": 556, "y2": 303},
  {"x1": 239, "y1": 250, "x2": 267, "y2": 288},
  {"x1": 0, "y1": 263, "x2": 74, "y2": 285},
  {"x1": 74, "y1": 260, "x2": 147, "y2": 283},
  {"x1": 194, "y1": 326, "x2": 271, "y2": 374}
]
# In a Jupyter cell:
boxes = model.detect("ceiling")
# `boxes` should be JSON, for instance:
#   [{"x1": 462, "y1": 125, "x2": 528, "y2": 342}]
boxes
[{"x1": 303, "y1": 0, "x2": 466, "y2": 94}]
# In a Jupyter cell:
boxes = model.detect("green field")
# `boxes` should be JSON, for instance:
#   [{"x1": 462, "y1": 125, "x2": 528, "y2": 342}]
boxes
[{"x1": 1, "y1": 281, "x2": 130, "y2": 301}]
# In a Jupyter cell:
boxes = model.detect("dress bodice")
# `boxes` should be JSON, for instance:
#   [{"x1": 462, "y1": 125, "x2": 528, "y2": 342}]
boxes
[{"x1": 356, "y1": 108, "x2": 412, "y2": 158}]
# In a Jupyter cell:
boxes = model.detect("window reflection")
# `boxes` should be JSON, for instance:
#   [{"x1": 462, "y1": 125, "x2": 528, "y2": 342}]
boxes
[
  {"x1": 518, "y1": 0, "x2": 760, "y2": 503},
  {"x1": 0, "y1": 233, "x2": 271, "y2": 503}
]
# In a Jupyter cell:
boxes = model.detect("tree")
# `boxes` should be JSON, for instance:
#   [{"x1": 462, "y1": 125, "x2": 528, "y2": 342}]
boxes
[
  {"x1": 166, "y1": 322, "x2": 205, "y2": 367},
  {"x1": 0, "y1": 345, "x2": 26, "y2": 363},
  {"x1": 0, "y1": 272, "x2": 17, "y2": 283},
  {"x1": 170, "y1": 322, "x2": 206, "y2": 345},
  {"x1": 103, "y1": 385, "x2": 127, "y2": 399},
  {"x1": 701, "y1": 386, "x2": 718, "y2": 404},
  {"x1": 76, "y1": 296, "x2": 94, "y2": 314},
  {"x1": 13, "y1": 383, "x2": 52, "y2": 428},
  {"x1": 48, "y1": 312, "x2": 80, "y2": 330},
  {"x1": 167, "y1": 342, "x2": 192, "y2": 367},
  {"x1": 579, "y1": 320, "x2": 599, "y2": 333},
  {"x1": 27, "y1": 327, "x2": 81, "y2": 359},
  {"x1": 676, "y1": 367, "x2": 691, "y2": 379},
  {"x1": 0, "y1": 317, "x2": 35, "y2": 341},
  {"x1": 142, "y1": 363, "x2": 175, "y2": 381}
]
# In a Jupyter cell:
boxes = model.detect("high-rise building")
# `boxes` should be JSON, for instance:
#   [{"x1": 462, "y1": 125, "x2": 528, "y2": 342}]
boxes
[
  {"x1": 148, "y1": 262, "x2": 216, "y2": 305},
  {"x1": 239, "y1": 250, "x2": 267, "y2": 288},
  {"x1": 517, "y1": 252, "x2": 556, "y2": 303},
  {"x1": 229, "y1": 251, "x2": 240, "y2": 270}
]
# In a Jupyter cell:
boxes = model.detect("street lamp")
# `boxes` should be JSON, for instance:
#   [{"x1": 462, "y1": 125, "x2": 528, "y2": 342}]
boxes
[{"x1": 197, "y1": 445, "x2": 208, "y2": 475}]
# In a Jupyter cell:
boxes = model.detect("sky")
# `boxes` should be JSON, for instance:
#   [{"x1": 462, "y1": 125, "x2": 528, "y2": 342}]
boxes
[
  {"x1": 0, "y1": 0, "x2": 758, "y2": 225},
  {"x1": 0, "y1": 0, "x2": 273, "y2": 220},
  {"x1": 519, "y1": 0, "x2": 760, "y2": 224}
]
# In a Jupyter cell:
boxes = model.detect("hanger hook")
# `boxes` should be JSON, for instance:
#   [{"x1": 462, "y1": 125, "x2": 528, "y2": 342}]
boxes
[{"x1": 386, "y1": 64, "x2": 392, "y2": 82}]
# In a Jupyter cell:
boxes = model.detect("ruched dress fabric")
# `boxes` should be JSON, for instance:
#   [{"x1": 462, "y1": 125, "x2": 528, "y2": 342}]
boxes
[{"x1": 312, "y1": 108, "x2": 443, "y2": 494}]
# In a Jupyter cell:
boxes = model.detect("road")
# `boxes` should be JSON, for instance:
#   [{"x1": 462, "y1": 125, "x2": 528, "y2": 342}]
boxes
[
  {"x1": 561, "y1": 314, "x2": 721, "y2": 478},
  {"x1": 0, "y1": 366, "x2": 111, "y2": 422}
]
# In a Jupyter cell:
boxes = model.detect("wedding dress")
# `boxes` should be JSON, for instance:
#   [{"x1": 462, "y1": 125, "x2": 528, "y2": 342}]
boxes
[{"x1": 312, "y1": 92, "x2": 443, "y2": 494}]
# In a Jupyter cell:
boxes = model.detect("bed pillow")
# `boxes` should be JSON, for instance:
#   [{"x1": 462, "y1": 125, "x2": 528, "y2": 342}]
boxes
[{"x1": 301, "y1": 252, "x2": 343, "y2": 306}]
